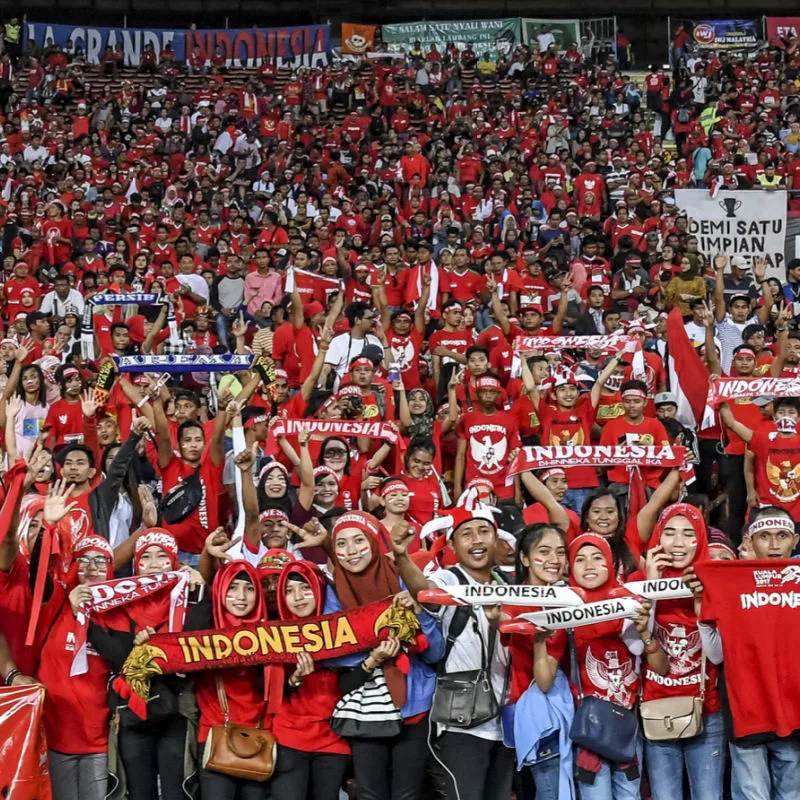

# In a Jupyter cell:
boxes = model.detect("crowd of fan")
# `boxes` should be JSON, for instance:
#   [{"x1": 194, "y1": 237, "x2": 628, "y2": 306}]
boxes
[{"x1": 0, "y1": 19, "x2": 800, "y2": 800}]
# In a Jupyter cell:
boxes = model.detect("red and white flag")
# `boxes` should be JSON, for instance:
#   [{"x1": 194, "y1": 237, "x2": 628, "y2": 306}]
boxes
[{"x1": 666, "y1": 308, "x2": 711, "y2": 429}]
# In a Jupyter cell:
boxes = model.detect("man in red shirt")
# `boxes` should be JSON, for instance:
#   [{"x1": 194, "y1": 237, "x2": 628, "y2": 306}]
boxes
[
  {"x1": 428, "y1": 299, "x2": 471, "y2": 399},
  {"x1": 599, "y1": 378, "x2": 671, "y2": 494},
  {"x1": 3, "y1": 261, "x2": 39, "y2": 322},
  {"x1": 380, "y1": 275, "x2": 428, "y2": 390},
  {"x1": 45, "y1": 366, "x2": 88, "y2": 450},
  {"x1": 454, "y1": 375, "x2": 521, "y2": 500}
]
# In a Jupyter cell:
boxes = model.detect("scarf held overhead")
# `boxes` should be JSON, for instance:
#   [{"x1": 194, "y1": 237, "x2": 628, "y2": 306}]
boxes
[
  {"x1": 122, "y1": 598, "x2": 419, "y2": 704},
  {"x1": 508, "y1": 445, "x2": 687, "y2": 476},
  {"x1": 114, "y1": 353, "x2": 254, "y2": 373},
  {"x1": 707, "y1": 376, "x2": 800, "y2": 408},
  {"x1": 269, "y1": 418, "x2": 400, "y2": 444},
  {"x1": 515, "y1": 335, "x2": 635, "y2": 352}
]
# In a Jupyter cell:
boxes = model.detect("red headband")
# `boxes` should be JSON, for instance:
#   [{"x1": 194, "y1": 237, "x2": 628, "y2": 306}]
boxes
[
  {"x1": 349, "y1": 357, "x2": 374, "y2": 372},
  {"x1": 540, "y1": 467, "x2": 567, "y2": 483},
  {"x1": 135, "y1": 529, "x2": 179, "y2": 570},
  {"x1": 621, "y1": 388, "x2": 647, "y2": 399},
  {"x1": 735, "y1": 348, "x2": 756, "y2": 359},
  {"x1": 244, "y1": 413, "x2": 269, "y2": 430},
  {"x1": 259, "y1": 508, "x2": 289, "y2": 523},
  {"x1": 379, "y1": 478, "x2": 408, "y2": 497}
]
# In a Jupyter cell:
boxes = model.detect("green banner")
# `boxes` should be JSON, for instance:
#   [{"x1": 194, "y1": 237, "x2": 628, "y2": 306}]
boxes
[
  {"x1": 381, "y1": 18, "x2": 521, "y2": 59},
  {"x1": 521, "y1": 18, "x2": 581, "y2": 53}
]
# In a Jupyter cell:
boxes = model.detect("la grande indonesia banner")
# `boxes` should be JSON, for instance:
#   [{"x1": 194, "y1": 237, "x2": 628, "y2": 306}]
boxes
[{"x1": 25, "y1": 21, "x2": 331, "y2": 67}]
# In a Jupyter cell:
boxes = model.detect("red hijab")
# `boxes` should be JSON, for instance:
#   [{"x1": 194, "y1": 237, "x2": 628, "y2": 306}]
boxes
[
  {"x1": 276, "y1": 561, "x2": 326, "y2": 621},
  {"x1": 568, "y1": 533, "x2": 633, "y2": 641},
  {"x1": 126, "y1": 528, "x2": 182, "y2": 632},
  {"x1": 648, "y1": 502, "x2": 708, "y2": 626}
]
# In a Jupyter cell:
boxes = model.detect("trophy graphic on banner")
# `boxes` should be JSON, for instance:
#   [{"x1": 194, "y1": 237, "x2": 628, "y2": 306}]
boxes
[{"x1": 719, "y1": 197, "x2": 742, "y2": 218}]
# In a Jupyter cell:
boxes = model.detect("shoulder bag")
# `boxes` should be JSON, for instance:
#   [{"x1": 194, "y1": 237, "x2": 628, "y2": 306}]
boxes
[
  {"x1": 567, "y1": 630, "x2": 639, "y2": 763},
  {"x1": 330, "y1": 665, "x2": 403, "y2": 739},
  {"x1": 160, "y1": 468, "x2": 204, "y2": 525},
  {"x1": 640, "y1": 653, "x2": 706, "y2": 741},
  {"x1": 429, "y1": 569, "x2": 501, "y2": 729},
  {"x1": 202, "y1": 677, "x2": 277, "y2": 782}
]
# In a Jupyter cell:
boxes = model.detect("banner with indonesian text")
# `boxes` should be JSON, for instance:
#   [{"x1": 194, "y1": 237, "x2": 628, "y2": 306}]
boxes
[
  {"x1": 508, "y1": 445, "x2": 687, "y2": 476},
  {"x1": 706, "y1": 376, "x2": 800, "y2": 407},
  {"x1": 269, "y1": 418, "x2": 400, "y2": 443},
  {"x1": 122, "y1": 599, "x2": 415, "y2": 702},
  {"x1": 515, "y1": 335, "x2": 634, "y2": 352}
]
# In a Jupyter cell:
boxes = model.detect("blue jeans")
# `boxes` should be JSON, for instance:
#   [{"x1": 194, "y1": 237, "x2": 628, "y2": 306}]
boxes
[
  {"x1": 730, "y1": 737, "x2": 800, "y2": 800},
  {"x1": 577, "y1": 737, "x2": 643, "y2": 800},
  {"x1": 563, "y1": 487, "x2": 592, "y2": 516},
  {"x1": 178, "y1": 550, "x2": 201, "y2": 569},
  {"x1": 528, "y1": 757, "x2": 560, "y2": 797},
  {"x1": 645, "y1": 711, "x2": 725, "y2": 800}
]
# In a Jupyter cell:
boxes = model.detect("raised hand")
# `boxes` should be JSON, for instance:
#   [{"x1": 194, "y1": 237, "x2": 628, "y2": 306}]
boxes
[
  {"x1": 289, "y1": 651, "x2": 315, "y2": 687},
  {"x1": 203, "y1": 529, "x2": 240, "y2": 563},
  {"x1": 234, "y1": 443, "x2": 257, "y2": 473},
  {"x1": 753, "y1": 256, "x2": 767, "y2": 283},
  {"x1": 14, "y1": 341, "x2": 33, "y2": 363},
  {"x1": 80, "y1": 389, "x2": 98, "y2": 418},
  {"x1": 44, "y1": 479, "x2": 78, "y2": 524},
  {"x1": 231, "y1": 312, "x2": 248, "y2": 339},
  {"x1": 390, "y1": 522, "x2": 417, "y2": 557},
  {"x1": 132, "y1": 416, "x2": 153, "y2": 437},
  {"x1": 5, "y1": 395, "x2": 23, "y2": 420},
  {"x1": 138, "y1": 485, "x2": 158, "y2": 528},
  {"x1": 713, "y1": 253, "x2": 727, "y2": 272},
  {"x1": 287, "y1": 519, "x2": 329, "y2": 550}
]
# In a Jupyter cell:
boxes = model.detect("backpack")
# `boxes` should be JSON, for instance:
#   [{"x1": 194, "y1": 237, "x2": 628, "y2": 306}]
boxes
[{"x1": 677, "y1": 107, "x2": 690, "y2": 124}]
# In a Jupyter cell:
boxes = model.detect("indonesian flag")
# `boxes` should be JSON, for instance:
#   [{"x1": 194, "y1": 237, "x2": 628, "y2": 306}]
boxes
[{"x1": 666, "y1": 308, "x2": 710, "y2": 429}]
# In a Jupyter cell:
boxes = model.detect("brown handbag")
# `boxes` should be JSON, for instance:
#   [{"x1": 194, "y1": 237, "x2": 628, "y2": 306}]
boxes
[
  {"x1": 640, "y1": 654, "x2": 706, "y2": 741},
  {"x1": 201, "y1": 677, "x2": 277, "y2": 782}
]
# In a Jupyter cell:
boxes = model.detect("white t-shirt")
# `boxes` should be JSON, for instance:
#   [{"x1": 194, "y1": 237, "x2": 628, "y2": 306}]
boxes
[
  {"x1": 325, "y1": 332, "x2": 383, "y2": 381},
  {"x1": 429, "y1": 567, "x2": 509, "y2": 741}
]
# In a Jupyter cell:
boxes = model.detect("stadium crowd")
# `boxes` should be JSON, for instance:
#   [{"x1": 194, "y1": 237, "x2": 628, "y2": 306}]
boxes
[{"x1": 0, "y1": 18, "x2": 800, "y2": 800}]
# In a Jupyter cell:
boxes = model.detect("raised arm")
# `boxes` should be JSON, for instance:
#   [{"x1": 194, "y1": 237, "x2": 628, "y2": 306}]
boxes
[
  {"x1": 142, "y1": 302, "x2": 168, "y2": 355},
  {"x1": 390, "y1": 523, "x2": 435, "y2": 601},
  {"x1": 296, "y1": 427, "x2": 315, "y2": 510},
  {"x1": 636, "y1": 468, "x2": 682, "y2": 544},
  {"x1": 152, "y1": 396, "x2": 175, "y2": 469},
  {"x1": 519, "y1": 471, "x2": 570, "y2": 531},
  {"x1": 770, "y1": 304, "x2": 793, "y2": 377},
  {"x1": 713, "y1": 254, "x2": 726, "y2": 323},
  {"x1": 701, "y1": 303, "x2": 721, "y2": 377},
  {"x1": 719, "y1": 402, "x2": 753, "y2": 443},
  {"x1": 551, "y1": 278, "x2": 571, "y2": 335},
  {"x1": 753, "y1": 258, "x2": 773, "y2": 325},
  {"x1": 591, "y1": 352, "x2": 622, "y2": 409},
  {"x1": 209, "y1": 401, "x2": 234, "y2": 467}
]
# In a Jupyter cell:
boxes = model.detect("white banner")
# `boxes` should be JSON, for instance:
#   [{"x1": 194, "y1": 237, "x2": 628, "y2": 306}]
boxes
[{"x1": 674, "y1": 189, "x2": 787, "y2": 280}]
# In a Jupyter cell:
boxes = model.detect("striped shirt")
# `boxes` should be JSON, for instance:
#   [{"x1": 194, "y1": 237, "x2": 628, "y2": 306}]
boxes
[{"x1": 717, "y1": 314, "x2": 758, "y2": 373}]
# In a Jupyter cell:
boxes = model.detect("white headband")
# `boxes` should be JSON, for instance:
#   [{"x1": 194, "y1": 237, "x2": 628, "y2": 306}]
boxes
[{"x1": 748, "y1": 517, "x2": 795, "y2": 536}]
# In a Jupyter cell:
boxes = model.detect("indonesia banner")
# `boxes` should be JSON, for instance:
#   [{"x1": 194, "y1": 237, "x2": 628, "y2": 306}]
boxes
[
  {"x1": 25, "y1": 22, "x2": 331, "y2": 67},
  {"x1": 122, "y1": 598, "x2": 414, "y2": 703},
  {"x1": 270, "y1": 418, "x2": 400, "y2": 444},
  {"x1": 707, "y1": 376, "x2": 800, "y2": 407},
  {"x1": 0, "y1": 686, "x2": 51, "y2": 800},
  {"x1": 674, "y1": 189, "x2": 787, "y2": 280},
  {"x1": 517, "y1": 595, "x2": 641, "y2": 631},
  {"x1": 515, "y1": 335, "x2": 634, "y2": 352},
  {"x1": 418, "y1": 584, "x2": 584, "y2": 607},
  {"x1": 508, "y1": 444, "x2": 687, "y2": 476}
]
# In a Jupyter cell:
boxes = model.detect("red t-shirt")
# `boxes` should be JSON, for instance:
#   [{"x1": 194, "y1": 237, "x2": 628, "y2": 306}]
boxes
[
  {"x1": 0, "y1": 555, "x2": 37, "y2": 675},
  {"x1": 523, "y1": 503, "x2": 581, "y2": 544},
  {"x1": 272, "y1": 322, "x2": 302, "y2": 388},
  {"x1": 726, "y1": 397, "x2": 762, "y2": 456},
  {"x1": 596, "y1": 391, "x2": 624, "y2": 427},
  {"x1": 697, "y1": 559, "x2": 800, "y2": 739},
  {"x1": 456, "y1": 409, "x2": 521, "y2": 499},
  {"x1": 403, "y1": 472, "x2": 442, "y2": 526},
  {"x1": 599, "y1": 416, "x2": 670, "y2": 487},
  {"x1": 36, "y1": 589, "x2": 110, "y2": 753},
  {"x1": 3, "y1": 276, "x2": 39, "y2": 319},
  {"x1": 537, "y1": 399, "x2": 599, "y2": 488},
  {"x1": 161, "y1": 452, "x2": 224, "y2": 553},
  {"x1": 388, "y1": 328, "x2": 424, "y2": 389},
  {"x1": 447, "y1": 269, "x2": 483, "y2": 302},
  {"x1": 45, "y1": 398, "x2": 84, "y2": 448},
  {"x1": 749, "y1": 429, "x2": 800, "y2": 520},
  {"x1": 503, "y1": 606, "x2": 567, "y2": 704},
  {"x1": 428, "y1": 329, "x2": 471, "y2": 367}
]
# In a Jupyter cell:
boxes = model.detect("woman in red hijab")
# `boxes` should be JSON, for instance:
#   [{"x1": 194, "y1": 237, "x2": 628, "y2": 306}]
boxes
[
  {"x1": 36, "y1": 535, "x2": 114, "y2": 800},
  {"x1": 638, "y1": 503, "x2": 725, "y2": 800},
  {"x1": 567, "y1": 533, "x2": 667, "y2": 800},
  {"x1": 89, "y1": 529, "x2": 197, "y2": 800},
  {"x1": 270, "y1": 560, "x2": 350, "y2": 800},
  {"x1": 194, "y1": 560, "x2": 271, "y2": 800},
  {"x1": 330, "y1": 510, "x2": 444, "y2": 800}
]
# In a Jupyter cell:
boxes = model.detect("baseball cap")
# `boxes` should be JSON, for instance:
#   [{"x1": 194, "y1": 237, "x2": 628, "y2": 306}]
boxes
[
  {"x1": 476, "y1": 376, "x2": 502, "y2": 391},
  {"x1": 730, "y1": 256, "x2": 749, "y2": 270},
  {"x1": 654, "y1": 392, "x2": 678, "y2": 407},
  {"x1": 753, "y1": 396, "x2": 774, "y2": 407}
]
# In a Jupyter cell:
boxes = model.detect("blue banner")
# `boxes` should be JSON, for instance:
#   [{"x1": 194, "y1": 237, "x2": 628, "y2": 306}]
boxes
[
  {"x1": 25, "y1": 22, "x2": 331, "y2": 67},
  {"x1": 692, "y1": 19, "x2": 760, "y2": 49}
]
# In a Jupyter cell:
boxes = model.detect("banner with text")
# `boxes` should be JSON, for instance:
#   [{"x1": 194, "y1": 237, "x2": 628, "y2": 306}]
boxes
[
  {"x1": 691, "y1": 19, "x2": 760, "y2": 49},
  {"x1": 707, "y1": 376, "x2": 800, "y2": 407},
  {"x1": 381, "y1": 18, "x2": 521, "y2": 59},
  {"x1": 766, "y1": 17, "x2": 800, "y2": 46},
  {"x1": 25, "y1": 22, "x2": 331, "y2": 67},
  {"x1": 674, "y1": 189, "x2": 787, "y2": 279},
  {"x1": 521, "y1": 19, "x2": 580, "y2": 52}
]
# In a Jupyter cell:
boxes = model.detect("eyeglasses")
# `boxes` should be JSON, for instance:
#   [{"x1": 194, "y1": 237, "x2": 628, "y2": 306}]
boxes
[
  {"x1": 324, "y1": 449, "x2": 348, "y2": 457},
  {"x1": 76, "y1": 555, "x2": 111, "y2": 568}
]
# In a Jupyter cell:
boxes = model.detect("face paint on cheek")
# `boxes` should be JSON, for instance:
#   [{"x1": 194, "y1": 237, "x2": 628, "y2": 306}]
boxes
[
  {"x1": 533, "y1": 557, "x2": 547, "y2": 565},
  {"x1": 302, "y1": 590, "x2": 315, "y2": 600},
  {"x1": 357, "y1": 544, "x2": 371, "y2": 557}
]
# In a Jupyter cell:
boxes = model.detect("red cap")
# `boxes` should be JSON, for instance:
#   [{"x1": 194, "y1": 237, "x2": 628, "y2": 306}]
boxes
[{"x1": 476, "y1": 376, "x2": 502, "y2": 391}]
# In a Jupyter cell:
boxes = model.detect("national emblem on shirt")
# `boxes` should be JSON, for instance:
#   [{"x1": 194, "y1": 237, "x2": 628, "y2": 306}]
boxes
[
  {"x1": 585, "y1": 646, "x2": 637, "y2": 705},
  {"x1": 469, "y1": 427, "x2": 507, "y2": 474},
  {"x1": 391, "y1": 339, "x2": 415, "y2": 369},
  {"x1": 550, "y1": 427, "x2": 585, "y2": 446},
  {"x1": 654, "y1": 622, "x2": 701, "y2": 676},
  {"x1": 766, "y1": 457, "x2": 800, "y2": 502}
]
